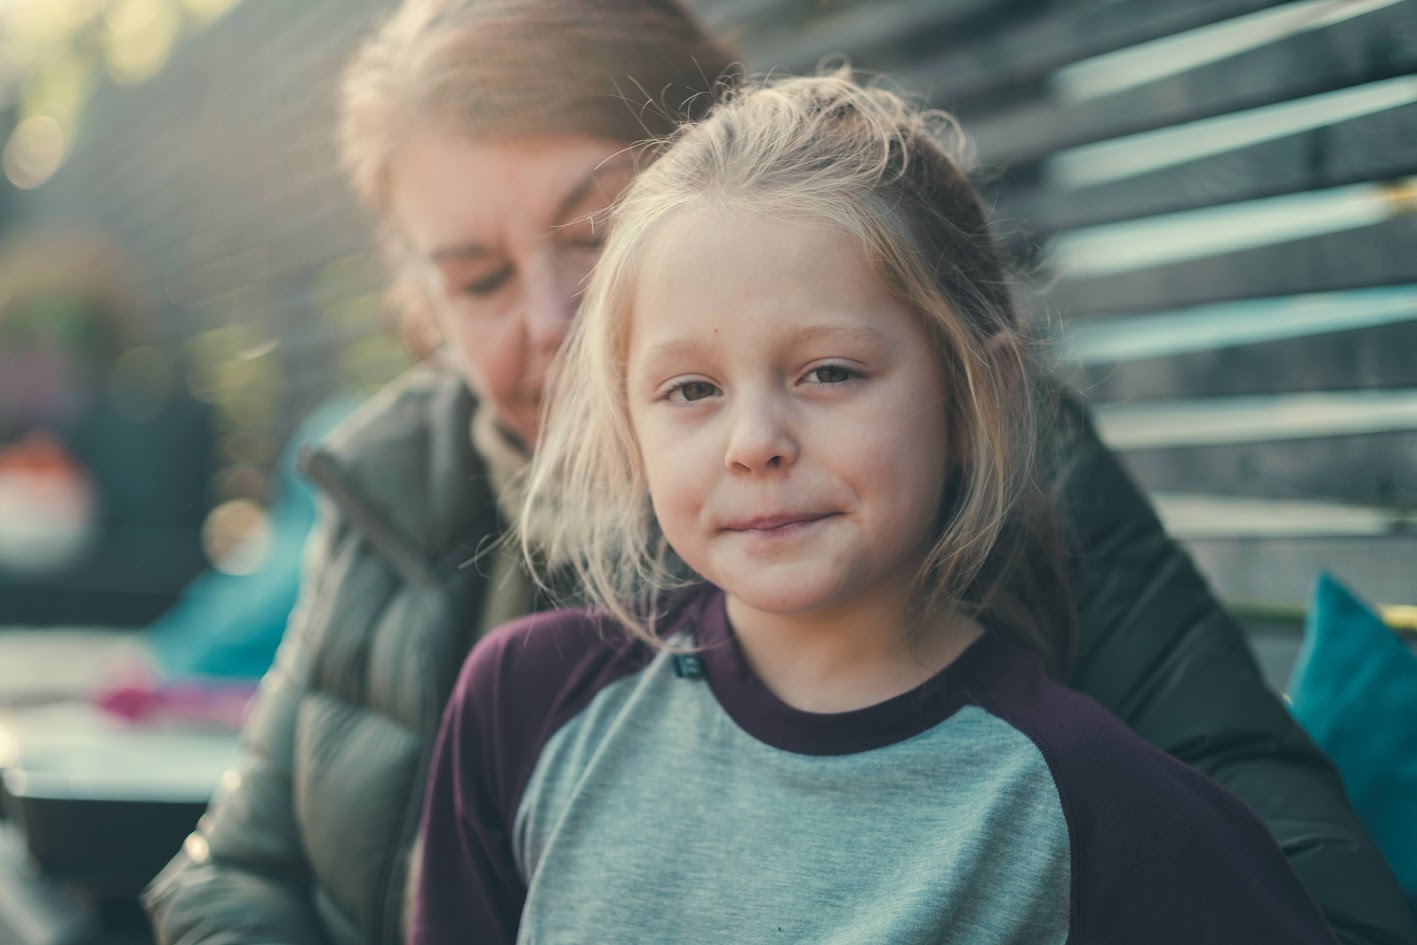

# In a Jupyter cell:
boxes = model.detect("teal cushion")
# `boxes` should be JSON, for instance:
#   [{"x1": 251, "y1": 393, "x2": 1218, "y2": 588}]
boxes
[{"x1": 1288, "y1": 573, "x2": 1417, "y2": 916}]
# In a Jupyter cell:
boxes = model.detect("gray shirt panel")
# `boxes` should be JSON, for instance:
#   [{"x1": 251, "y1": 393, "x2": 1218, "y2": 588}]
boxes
[{"x1": 513, "y1": 647, "x2": 1071, "y2": 945}]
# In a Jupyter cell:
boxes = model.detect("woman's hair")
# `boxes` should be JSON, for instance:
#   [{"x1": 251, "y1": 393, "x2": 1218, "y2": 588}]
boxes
[
  {"x1": 339, "y1": 0, "x2": 739, "y2": 354},
  {"x1": 521, "y1": 69, "x2": 1075, "y2": 669}
]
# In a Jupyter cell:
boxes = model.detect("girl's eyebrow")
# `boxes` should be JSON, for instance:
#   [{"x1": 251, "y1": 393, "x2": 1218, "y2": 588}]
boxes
[
  {"x1": 636, "y1": 323, "x2": 888, "y2": 369},
  {"x1": 783, "y1": 323, "x2": 889, "y2": 349},
  {"x1": 636, "y1": 336, "x2": 711, "y2": 370}
]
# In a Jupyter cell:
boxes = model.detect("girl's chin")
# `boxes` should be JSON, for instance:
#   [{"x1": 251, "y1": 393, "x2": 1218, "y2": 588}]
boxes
[{"x1": 722, "y1": 585, "x2": 844, "y2": 621}]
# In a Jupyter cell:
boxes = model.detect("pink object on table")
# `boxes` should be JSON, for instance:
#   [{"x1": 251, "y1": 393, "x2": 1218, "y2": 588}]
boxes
[{"x1": 95, "y1": 680, "x2": 257, "y2": 730}]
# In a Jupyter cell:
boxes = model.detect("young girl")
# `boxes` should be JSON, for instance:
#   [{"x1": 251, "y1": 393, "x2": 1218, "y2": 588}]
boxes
[{"x1": 410, "y1": 72, "x2": 1338, "y2": 944}]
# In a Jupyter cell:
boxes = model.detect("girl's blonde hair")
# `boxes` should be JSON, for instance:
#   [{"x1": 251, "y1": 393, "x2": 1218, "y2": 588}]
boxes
[
  {"x1": 339, "y1": 0, "x2": 738, "y2": 355},
  {"x1": 522, "y1": 70, "x2": 1074, "y2": 667}
]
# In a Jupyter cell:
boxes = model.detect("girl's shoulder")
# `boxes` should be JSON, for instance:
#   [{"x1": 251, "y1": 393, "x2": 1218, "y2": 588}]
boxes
[
  {"x1": 441, "y1": 586, "x2": 715, "y2": 828},
  {"x1": 452, "y1": 583, "x2": 715, "y2": 740},
  {"x1": 973, "y1": 645, "x2": 1335, "y2": 942},
  {"x1": 463, "y1": 606, "x2": 651, "y2": 702},
  {"x1": 981, "y1": 654, "x2": 1269, "y2": 835}
]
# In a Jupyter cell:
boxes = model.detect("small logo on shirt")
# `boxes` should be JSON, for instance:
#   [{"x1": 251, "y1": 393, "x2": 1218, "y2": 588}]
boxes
[{"x1": 672, "y1": 653, "x2": 705, "y2": 679}]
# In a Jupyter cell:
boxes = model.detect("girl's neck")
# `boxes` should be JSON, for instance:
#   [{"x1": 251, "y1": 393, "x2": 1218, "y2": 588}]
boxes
[{"x1": 723, "y1": 585, "x2": 983, "y2": 715}]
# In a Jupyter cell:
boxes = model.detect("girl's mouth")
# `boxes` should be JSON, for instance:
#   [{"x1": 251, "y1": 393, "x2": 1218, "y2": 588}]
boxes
[{"x1": 723, "y1": 512, "x2": 835, "y2": 533}]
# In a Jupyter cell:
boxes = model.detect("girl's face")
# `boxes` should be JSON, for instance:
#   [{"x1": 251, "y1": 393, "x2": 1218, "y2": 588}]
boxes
[
  {"x1": 387, "y1": 128, "x2": 636, "y2": 448},
  {"x1": 626, "y1": 209, "x2": 952, "y2": 624}
]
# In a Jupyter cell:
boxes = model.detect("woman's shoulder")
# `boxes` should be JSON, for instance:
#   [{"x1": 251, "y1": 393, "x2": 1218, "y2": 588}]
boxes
[
  {"x1": 316, "y1": 362, "x2": 474, "y2": 472},
  {"x1": 297, "y1": 362, "x2": 491, "y2": 566}
]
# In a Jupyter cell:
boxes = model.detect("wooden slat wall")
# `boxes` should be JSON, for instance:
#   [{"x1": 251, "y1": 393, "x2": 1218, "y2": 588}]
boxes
[
  {"x1": 5, "y1": 0, "x2": 1412, "y2": 611},
  {"x1": 709, "y1": 0, "x2": 1417, "y2": 611}
]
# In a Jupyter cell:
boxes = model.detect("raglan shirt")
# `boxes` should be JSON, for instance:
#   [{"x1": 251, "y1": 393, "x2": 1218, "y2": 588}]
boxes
[{"x1": 411, "y1": 584, "x2": 1338, "y2": 945}]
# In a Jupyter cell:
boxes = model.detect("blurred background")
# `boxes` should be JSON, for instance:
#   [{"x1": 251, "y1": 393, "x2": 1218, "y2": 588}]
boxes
[
  {"x1": 3, "y1": 0, "x2": 1414, "y2": 637},
  {"x1": 0, "y1": 0, "x2": 1413, "y2": 940}
]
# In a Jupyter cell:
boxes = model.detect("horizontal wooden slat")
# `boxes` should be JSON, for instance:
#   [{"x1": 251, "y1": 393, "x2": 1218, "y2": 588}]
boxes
[
  {"x1": 1070, "y1": 318, "x2": 1417, "y2": 401},
  {"x1": 998, "y1": 89, "x2": 1417, "y2": 233},
  {"x1": 969, "y1": 0, "x2": 1417, "y2": 166},
  {"x1": 1050, "y1": 180, "x2": 1411, "y2": 278},
  {"x1": 740, "y1": 0, "x2": 1003, "y2": 74},
  {"x1": 1065, "y1": 286, "x2": 1417, "y2": 365},
  {"x1": 1184, "y1": 535, "x2": 1417, "y2": 609},
  {"x1": 1097, "y1": 389, "x2": 1417, "y2": 449},
  {"x1": 691, "y1": 0, "x2": 788, "y2": 34},
  {"x1": 1117, "y1": 428, "x2": 1417, "y2": 505},
  {"x1": 1051, "y1": 212, "x2": 1417, "y2": 315},
  {"x1": 1151, "y1": 492, "x2": 1403, "y2": 538},
  {"x1": 896, "y1": 0, "x2": 1286, "y2": 110}
]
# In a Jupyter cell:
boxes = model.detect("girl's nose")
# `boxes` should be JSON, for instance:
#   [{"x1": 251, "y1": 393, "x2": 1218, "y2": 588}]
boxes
[{"x1": 724, "y1": 397, "x2": 799, "y2": 474}]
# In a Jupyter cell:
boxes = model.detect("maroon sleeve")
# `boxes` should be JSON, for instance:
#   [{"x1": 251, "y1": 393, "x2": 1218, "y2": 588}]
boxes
[
  {"x1": 408, "y1": 607, "x2": 656, "y2": 944},
  {"x1": 1062, "y1": 724, "x2": 1340, "y2": 945},
  {"x1": 408, "y1": 620, "x2": 530, "y2": 945},
  {"x1": 977, "y1": 648, "x2": 1339, "y2": 945}
]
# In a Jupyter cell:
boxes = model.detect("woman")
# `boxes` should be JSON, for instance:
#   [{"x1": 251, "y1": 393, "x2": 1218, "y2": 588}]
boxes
[{"x1": 143, "y1": 2, "x2": 1415, "y2": 944}]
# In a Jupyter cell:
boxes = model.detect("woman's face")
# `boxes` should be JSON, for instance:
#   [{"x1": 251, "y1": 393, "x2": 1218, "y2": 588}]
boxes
[{"x1": 387, "y1": 129, "x2": 635, "y2": 448}]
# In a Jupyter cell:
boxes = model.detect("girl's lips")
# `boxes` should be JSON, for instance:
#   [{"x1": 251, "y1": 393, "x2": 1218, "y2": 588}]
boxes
[{"x1": 723, "y1": 512, "x2": 834, "y2": 532}]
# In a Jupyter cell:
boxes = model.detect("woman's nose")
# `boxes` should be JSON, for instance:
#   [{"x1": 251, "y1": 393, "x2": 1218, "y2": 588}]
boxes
[
  {"x1": 724, "y1": 396, "x2": 799, "y2": 474},
  {"x1": 521, "y1": 262, "x2": 578, "y2": 355}
]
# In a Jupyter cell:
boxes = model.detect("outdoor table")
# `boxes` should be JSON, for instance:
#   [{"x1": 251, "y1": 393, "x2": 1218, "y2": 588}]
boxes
[{"x1": 0, "y1": 628, "x2": 240, "y2": 945}]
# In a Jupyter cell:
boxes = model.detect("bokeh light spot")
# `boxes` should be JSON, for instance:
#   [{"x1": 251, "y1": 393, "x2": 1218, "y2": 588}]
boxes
[
  {"x1": 181, "y1": 0, "x2": 241, "y2": 22},
  {"x1": 3, "y1": 115, "x2": 66, "y2": 189},
  {"x1": 201, "y1": 498, "x2": 271, "y2": 575},
  {"x1": 103, "y1": 0, "x2": 179, "y2": 85}
]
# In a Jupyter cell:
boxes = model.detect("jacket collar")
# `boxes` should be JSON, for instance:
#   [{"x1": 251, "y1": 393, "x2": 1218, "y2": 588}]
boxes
[{"x1": 296, "y1": 362, "x2": 497, "y2": 590}]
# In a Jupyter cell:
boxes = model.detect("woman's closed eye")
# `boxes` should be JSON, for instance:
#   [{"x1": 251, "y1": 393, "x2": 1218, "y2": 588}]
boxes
[
  {"x1": 461, "y1": 267, "x2": 513, "y2": 297},
  {"x1": 557, "y1": 210, "x2": 611, "y2": 253},
  {"x1": 565, "y1": 233, "x2": 606, "y2": 253}
]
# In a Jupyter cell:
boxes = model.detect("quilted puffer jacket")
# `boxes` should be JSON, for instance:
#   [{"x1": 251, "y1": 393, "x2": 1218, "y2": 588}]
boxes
[{"x1": 143, "y1": 363, "x2": 1417, "y2": 945}]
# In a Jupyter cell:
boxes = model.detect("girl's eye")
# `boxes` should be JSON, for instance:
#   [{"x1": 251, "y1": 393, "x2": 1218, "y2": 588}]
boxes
[
  {"x1": 666, "y1": 380, "x2": 720, "y2": 403},
  {"x1": 462, "y1": 268, "x2": 512, "y2": 297},
  {"x1": 804, "y1": 364, "x2": 857, "y2": 385}
]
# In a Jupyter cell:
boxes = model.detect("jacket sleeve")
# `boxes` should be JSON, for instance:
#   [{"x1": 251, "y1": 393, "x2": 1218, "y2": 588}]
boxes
[
  {"x1": 1049, "y1": 384, "x2": 1417, "y2": 945},
  {"x1": 142, "y1": 505, "x2": 343, "y2": 945}
]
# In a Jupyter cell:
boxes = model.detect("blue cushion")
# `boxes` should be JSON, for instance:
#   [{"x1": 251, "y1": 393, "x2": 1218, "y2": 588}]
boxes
[
  {"x1": 145, "y1": 397, "x2": 359, "y2": 679},
  {"x1": 1287, "y1": 573, "x2": 1417, "y2": 916}
]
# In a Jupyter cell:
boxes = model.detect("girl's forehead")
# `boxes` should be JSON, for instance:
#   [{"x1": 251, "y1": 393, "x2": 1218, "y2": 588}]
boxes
[
  {"x1": 636, "y1": 204, "x2": 858, "y2": 280},
  {"x1": 624, "y1": 208, "x2": 928, "y2": 361}
]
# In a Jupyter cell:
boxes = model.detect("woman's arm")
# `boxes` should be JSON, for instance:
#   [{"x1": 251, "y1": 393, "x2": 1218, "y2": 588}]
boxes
[
  {"x1": 142, "y1": 511, "x2": 341, "y2": 945},
  {"x1": 1049, "y1": 384, "x2": 1417, "y2": 945}
]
